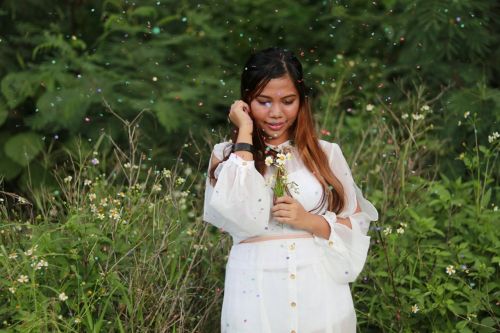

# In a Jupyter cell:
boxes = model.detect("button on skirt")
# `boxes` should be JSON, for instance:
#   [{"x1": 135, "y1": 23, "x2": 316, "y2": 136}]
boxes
[{"x1": 221, "y1": 238, "x2": 357, "y2": 333}]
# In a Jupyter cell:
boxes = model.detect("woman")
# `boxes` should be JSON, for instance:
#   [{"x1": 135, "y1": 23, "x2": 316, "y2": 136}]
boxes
[{"x1": 203, "y1": 47, "x2": 378, "y2": 333}]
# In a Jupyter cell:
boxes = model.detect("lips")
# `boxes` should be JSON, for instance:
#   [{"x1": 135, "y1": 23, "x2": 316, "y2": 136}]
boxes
[{"x1": 266, "y1": 122, "x2": 285, "y2": 131}]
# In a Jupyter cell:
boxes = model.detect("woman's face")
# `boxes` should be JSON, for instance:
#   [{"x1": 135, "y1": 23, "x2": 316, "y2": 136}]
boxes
[{"x1": 249, "y1": 75, "x2": 300, "y2": 146}]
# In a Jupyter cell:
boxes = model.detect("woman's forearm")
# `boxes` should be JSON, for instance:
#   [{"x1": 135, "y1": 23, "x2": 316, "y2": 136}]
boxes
[
  {"x1": 305, "y1": 213, "x2": 352, "y2": 240},
  {"x1": 234, "y1": 126, "x2": 254, "y2": 161}
]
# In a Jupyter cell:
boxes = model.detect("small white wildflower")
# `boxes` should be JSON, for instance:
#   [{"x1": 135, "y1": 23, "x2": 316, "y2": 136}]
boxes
[
  {"x1": 396, "y1": 227, "x2": 405, "y2": 234},
  {"x1": 401, "y1": 113, "x2": 409, "y2": 120},
  {"x1": 383, "y1": 227, "x2": 392, "y2": 236},
  {"x1": 84, "y1": 179, "x2": 92, "y2": 186},
  {"x1": 420, "y1": 105, "x2": 430, "y2": 111},
  {"x1": 176, "y1": 177, "x2": 186, "y2": 185},
  {"x1": 124, "y1": 162, "x2": 131, "y2": 169},
  {"x1": 193, "y1": 244, "x2": 208, "y2": 251},
  {"x1": 152, "y1": 184, "x2": 162, "y2": 192},
  {"x1": 64, "y1": 176, "x2": 72, "y2": 183},
  {"x1": 411, "y1": 304, "x2": 420, "y2": 313},
  {"x1": 446, "y1": 265, "x2": 456, "y2": 275},
  {"x1": 108, "y1": 208, "x2": 121, "y2": 221},
  {"x1": 184, "y1": 167, "x2": 193, "y2": 176},
  {"x1": 162, "y1": 169, "x2": 172, "y2": 178},
  {"x1": 276, "y1": 153, "x2": 287, "y2": 166},
  {"x1": 463, "y1": 111, "x2": 470, "y2": 119},
  {"x1": 412, "y1": 113, "x2": 425, "y2": 121},
  {"x1": 88, "y1": 193, "x2": 96, "y2": 201},
  {"x1": 488, "y1": 131, "x2": 499, "y2": 143},
  {"x1": 366, "y1": 104, "x2": 374, "y2": 111},
  {"x1": 74, "y1": 317, "x2": 81, "y2": 324},
  {"x1": 59, "y1": 292, "x2": 68, "y2": 301},
  {"x1": 8, "y1": 287, "x2": 16, "y2": 294},
  {"x1": 8, "y1": 252, "x2": 18, "y2": 260},
  {"x1": 91, "y1": 158, "x2": 99, "y2": 165},
  {"x1": 17, "y1": 275, "x2": 29, "y2": 283},
  {"x1": 36, "y1": 259, "x2": 48, "y2": 270},
  {"x1": 265, "y1": 156, "x2": 274, "y2": 166},
  {"x1": 97, "y1": 213, "x2": 105, "y2": 220}
]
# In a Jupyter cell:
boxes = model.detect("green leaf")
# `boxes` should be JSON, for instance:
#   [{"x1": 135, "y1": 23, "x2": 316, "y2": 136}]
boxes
[
  {"x1": 1, "y1": 71, "x2": 38, "y2": 108},
  {"x1": 4, "y1": 132, "x2": 44, "y2": 166},
  {"x1": 446, "y1": 299, "x2": 465, "y2": 315},
  {"x1": 154, "y1": 101, "x2": 183, "y2": 133},
  {"x1": 27, "y1": 88, "x2": 92, "y2": 132},
  {"x1": 0, "y1": 133, "x2": 22, "y2": 180},
  {"x1": 480, "y1": 317, "x2": 496, "y2": 329},
  {"x1": 130, "y1": 6, "x2": 158, "y2": 19}
]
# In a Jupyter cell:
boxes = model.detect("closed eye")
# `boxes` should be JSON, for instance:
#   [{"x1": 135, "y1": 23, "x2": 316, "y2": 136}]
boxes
[{"x1": 257, "y1": 100, "x2": 295, "y2": 105}]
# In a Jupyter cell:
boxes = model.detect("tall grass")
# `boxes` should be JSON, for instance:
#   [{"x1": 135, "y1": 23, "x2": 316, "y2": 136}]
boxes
[{"x1": 0, "y1": 106, "x2": 229, "y2": 332}]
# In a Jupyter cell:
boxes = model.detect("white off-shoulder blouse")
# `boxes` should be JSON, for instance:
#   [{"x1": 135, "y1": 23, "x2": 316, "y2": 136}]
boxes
[{"x1": 204, "y1": 139, "x2": 378, "y2": 283}]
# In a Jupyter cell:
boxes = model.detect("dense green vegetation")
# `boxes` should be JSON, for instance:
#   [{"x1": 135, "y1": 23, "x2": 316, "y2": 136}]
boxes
[{"x1": 0, "y1": 0, "x2": 498, "y2": 332}]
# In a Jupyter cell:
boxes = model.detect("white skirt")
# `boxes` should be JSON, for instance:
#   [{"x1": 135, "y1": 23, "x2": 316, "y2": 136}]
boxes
[{"x1": 221, "y1": 237, "x2": 357, "y2": 333}]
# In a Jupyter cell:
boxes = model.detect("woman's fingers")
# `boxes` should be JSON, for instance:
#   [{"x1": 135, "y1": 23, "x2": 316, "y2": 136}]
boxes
[
  {"x1": 273, "y1": 210, "x2": 292, "y2": 219},
  {"x1": 275, "y1": 196, "x2": 295, "y2": 204},
  {"x1": 229, "y1": 100, "x2": 253, "y2": 128}
]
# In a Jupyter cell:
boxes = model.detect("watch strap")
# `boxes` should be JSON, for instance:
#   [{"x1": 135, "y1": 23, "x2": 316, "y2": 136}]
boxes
[{"x1": 232, "y1": 142, "x2": 254, "y2": 154}]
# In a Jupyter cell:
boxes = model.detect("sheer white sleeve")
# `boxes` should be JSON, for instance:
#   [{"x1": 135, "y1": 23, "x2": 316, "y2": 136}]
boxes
[
  {"x1": 203, "y1": 142, "x2": 271, "y2": 241},
  {"x1": 314, "y1": 141, "x2": 379, "y2": 284}
]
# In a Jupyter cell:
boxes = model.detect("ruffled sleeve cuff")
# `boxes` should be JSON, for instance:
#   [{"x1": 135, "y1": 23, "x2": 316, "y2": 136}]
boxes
[{"x1": 314, "y1": 210, "x2": 372, "y2": 284}]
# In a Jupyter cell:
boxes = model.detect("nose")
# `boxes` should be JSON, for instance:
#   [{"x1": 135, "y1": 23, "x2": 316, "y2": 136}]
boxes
[{"x1": 268, "y1": 103, "x2": 283, "y2": 118}]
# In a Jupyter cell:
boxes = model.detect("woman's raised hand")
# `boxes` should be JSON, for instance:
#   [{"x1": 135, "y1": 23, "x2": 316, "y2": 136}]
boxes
[{"x1": 229, "y1": 100, "x2": 253, "y2": 132}]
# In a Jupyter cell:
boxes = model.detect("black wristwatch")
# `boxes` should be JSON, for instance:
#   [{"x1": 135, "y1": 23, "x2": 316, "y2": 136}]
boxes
[{"x1": 232, "y1": 143, "x2": 255, "y2": 154}]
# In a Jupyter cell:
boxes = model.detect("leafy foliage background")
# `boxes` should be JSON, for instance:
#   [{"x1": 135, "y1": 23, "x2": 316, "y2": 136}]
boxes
[{"x1": 0, "y1": 0, "x2": 498, "y2": 332}]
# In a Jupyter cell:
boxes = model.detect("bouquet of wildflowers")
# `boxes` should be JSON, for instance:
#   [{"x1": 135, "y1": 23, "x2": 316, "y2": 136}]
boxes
[{"x1": 264, "y1": 146, "x2": 298, "y2": 198}]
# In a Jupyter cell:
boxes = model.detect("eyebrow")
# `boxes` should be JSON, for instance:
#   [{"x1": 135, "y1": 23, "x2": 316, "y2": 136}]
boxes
[{"x1": 257, "y1": 94, "x2": 297, "y2": 99}]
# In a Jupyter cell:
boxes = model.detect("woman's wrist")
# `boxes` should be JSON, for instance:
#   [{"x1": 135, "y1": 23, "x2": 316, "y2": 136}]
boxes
[
  {"x1": 234, "y1": 126, "x2": 254, "y2": 160},
  {"x1": 236, "y1": 127, "x2": 253, "y2": 145},
  {"x1": 238, "y1": 125, "x2": 253, "y2": 137},
  {"x1": 304, "y1": 212, "x2": 331, "y2": 239}
]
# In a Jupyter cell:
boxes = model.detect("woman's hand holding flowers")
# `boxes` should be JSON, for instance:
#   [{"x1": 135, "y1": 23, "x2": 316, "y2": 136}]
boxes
[{"x1": 271, "y1": 196, "x2": 311, "y2": 231}]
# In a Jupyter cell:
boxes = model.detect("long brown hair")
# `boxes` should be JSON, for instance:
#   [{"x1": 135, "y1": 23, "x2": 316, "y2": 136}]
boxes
[{"x1": 209, "y1": 47, "x2": 345, "y2": 214}]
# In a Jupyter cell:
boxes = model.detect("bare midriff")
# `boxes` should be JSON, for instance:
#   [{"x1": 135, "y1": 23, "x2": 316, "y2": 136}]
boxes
[{"x1": 239, "y1": 233, "x2": 313, "y2": 244}]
